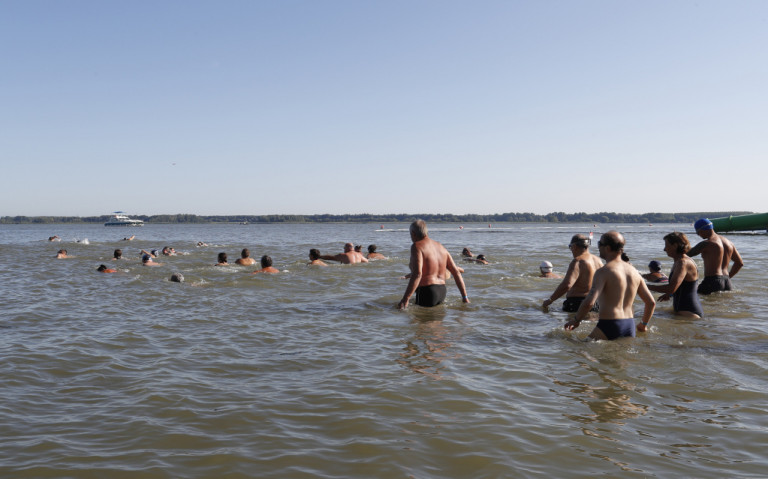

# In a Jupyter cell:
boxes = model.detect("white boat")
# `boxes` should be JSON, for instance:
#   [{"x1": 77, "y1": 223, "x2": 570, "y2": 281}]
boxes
[{"x1": 105, "y1": 212, "x2": 144, "y2": 227}]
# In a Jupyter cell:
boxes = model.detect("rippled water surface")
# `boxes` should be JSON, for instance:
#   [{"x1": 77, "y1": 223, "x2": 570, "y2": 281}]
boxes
[{"x1": 1, "y1": 222, "x2": 767, "y2": 478}]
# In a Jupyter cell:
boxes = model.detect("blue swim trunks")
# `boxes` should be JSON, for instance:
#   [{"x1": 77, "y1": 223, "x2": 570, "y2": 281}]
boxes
[{"x1": 595, "y1": 319, "x2": 636, "y2": 340}]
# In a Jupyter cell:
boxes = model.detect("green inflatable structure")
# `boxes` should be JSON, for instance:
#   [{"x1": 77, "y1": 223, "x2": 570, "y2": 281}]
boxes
[{"x1": 710, "y1": 213, "x2": 768, "y2": 233}]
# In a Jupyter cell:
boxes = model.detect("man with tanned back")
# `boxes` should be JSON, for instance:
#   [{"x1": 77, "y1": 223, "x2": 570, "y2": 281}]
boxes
[
  {"x1": 687, "y1": 218, "x2": 744, "y2": 294},
  {"x1": 398, "y1": 219, "x2": 469, "y2": 309},
  {"x1": 565, "y1": 231, "x2": 655, "y2": 340},
  {"x1": 318, "y1": 243, "x2": 369, "y2": 264},
  {"x1": 543, "y1": 234, "x2": 603, "y2": 312}
]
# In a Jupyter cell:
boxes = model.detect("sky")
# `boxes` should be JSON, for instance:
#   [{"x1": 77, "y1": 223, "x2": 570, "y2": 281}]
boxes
[{"x1": 2, "y1": 0, "x2": 767, "y2": 217}]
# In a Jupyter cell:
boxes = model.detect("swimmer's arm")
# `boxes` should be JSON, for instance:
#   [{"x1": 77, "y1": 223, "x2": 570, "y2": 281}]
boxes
[
  {"x1": 544, "y1": 260, "x2": 577, "y2": 307},
  {"x1": 729, "y1": 247, "x2": 744, "y2": 278},
  {"x1": 446, "y1": 254, "x2": 469, "y2": 303},
  {"x1": 686, "y1": 241, "x2": 705, "y2": 257},
  {"x1": 636, "y1": 280, "x2": 656, "y2": 332},
  {"x1": 398, "y1": 245, "x2": 422, "y2": 309}
]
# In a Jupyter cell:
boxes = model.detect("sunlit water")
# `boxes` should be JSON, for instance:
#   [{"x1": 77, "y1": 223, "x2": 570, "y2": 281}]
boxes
[{"x1": 1, "y1": 222, "x2": 766, "y2": 478}]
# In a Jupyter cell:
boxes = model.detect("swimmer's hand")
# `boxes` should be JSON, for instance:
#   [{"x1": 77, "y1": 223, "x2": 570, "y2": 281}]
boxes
[
  {"x1": 542, "y1": 298, "x2": 553, "y2": 310},
  {"x1": 564, "y1": 319, "x2": 581, "y2": 331},
  {"x1": 658, "y1": 293, "x2": 670, "y2": 302},
  {"x1": 637, "y1": 322, "x2": 648, "y2": 333},
  {"x1": 397, "y1": 300, "x2": 409, "y2": 310}
]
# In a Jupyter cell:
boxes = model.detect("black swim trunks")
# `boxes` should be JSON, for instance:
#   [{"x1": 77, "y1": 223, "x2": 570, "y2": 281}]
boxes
[
  {"x1": 697, "y1": 275, "x2": 732, "y2": 295},
  {"x1": 595, "y1": 319, "x2": 636, "y2": 340},
  {"x1": 562, "y1": 296, "x2": 599, "y2": 313},
  {"x1": 415, "y1": 284, "x2": 447, "y2": 307}
]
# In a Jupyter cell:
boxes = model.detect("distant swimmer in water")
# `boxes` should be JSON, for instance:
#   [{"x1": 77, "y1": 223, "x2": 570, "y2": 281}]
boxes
[
  {"x1": 543, "y1": 234, "x2": 603, "y2": 313},
  {"x1": 539, "y1": 261, "x2": 562, "y2": 279},
  {"x1": 123, "y1": 235, "x2": 135, "y2": 241},
  {"x1": 142, "y1": 254, "x2": 162, "y2": 266},
  {"x1": 354, "y1": 245, "x2": 363, "y2": 253},
  {"x1": 318, "y1": 243, "x2": 368, "y2": 264},
  {"x1": 308, "y1": 249, "x2": 328, "y2": 266},
  {"x1": 642, "y1": 260, "x2": 668, "y2": 283},
  {"x1": 398, "y1": 220, "x2": 469, "y2": 309},
  {"x1": 252, "y1": 255, "x2": 279, "y2": 274},
  {"x1": 564, "y1": 231, "x2": 655, "y2": 340},
  {"x1": 197, "y1": 241, "x2": 208, "y2": 247},
  {"x1": 161, "y1": 246, "x2": 176, "y2": 256},
  {"x1": 687, "y1": 218, "x2": 744, "y2": 295},
  {"x1": 48, "y1": 235, "x2": 60, "y2": 242},
  {"x1": 214, "y1": 252, "x2": 229, "y2": 266},
  {"x1": 113, "y1": 249, "x2": 123, "y2": 260},
  {"x1": 367, "y1": 244, "x2": 387, "y2": 260},
  {"x1": 170, "y1": 273, "x2": 185, "y2": 283},
  {"x1": 470, "y1": 254, "x2": 489, "y2": 265},
  {"x1": 235, "y1": 248, "x2": 257, "y2": 266},
  {"x1": 461, "y1": 247, "x2": 473, "y2": 258},
  {"x1": 141, "y1": 249, "x2": 157, "y2": 258},
  {"x1": 97, "y1": 264, "x2": 117, "y2": 273},
  {"x1": 55, "y1": 249, "x2": 68, "y2": 259},
  {"x1": 647, "y1": 232, "x2": 703, "y2": 318}
]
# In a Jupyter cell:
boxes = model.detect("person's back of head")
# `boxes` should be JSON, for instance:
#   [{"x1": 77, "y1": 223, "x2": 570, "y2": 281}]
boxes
[
  {"x1": 648, "y1": 260, "x2": 662, "y2": 272},
  {"x1": 142, "y1": 254, "x2": 151, "y2": 263},
  {"x1": 410, "y1": 219, "x2": 428, "y2": 240},
  {"x1": 218, "y1": 252, "x2": 227, "y2": 263},
  {"x1": 540, "y1": 261, "x2": 553, "y2": 273},
  {"x1": 354, "y1": 245, "x2": 362, "y2": 252},
  {"x1": 261, "y1": 255, "x2": 273, "y2": 268},
  {"x1": 368, "y1": 244, "x2": 377, "y2": 253},
  {"x1": 114, "y1": 248, "x2": 122, "y2": 259},
  {"x1": 241, "y1": 248, "x2": 250, "y2": 258},
  {"x1": 663, "y1": 231, "x2": 690, "y2": 254},
  {"x1": 170, "y1": 273, "x2": 184, "y2": 283},
  {"x1": 97, "y1": 264, "x2": 108, "y2": 272},
  {"x1": 599, "y1": 231, "x2": 625, "y2": 252},
  {"x1": 309, "y1": 248, "x2": 320, "y2": 260}
]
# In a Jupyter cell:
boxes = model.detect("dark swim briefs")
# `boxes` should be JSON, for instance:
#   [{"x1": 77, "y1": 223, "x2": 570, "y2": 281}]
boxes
[
  {"x1": 697, "y1": 275, "x2": 732, "y2": 295},
  {"x1": 595, "y1": 319, "x2": 636, "y2": 340},
  {"x1": 415, "y1": 284, "x2": 447, "y2": 307},
  {"x1": 562, "y1": 296, "x2": 599, "y2": 313}
]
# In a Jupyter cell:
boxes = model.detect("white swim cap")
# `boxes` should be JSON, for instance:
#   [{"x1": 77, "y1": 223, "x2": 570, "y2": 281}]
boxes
[{"x1": 540, "y1": 261, "x2": 553, "y2": 272}]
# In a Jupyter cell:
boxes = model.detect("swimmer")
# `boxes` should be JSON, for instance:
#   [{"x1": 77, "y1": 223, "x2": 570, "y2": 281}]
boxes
[
  {"x1": 687, "y1": 218, "x2": 743, "y2": 295},
  {"x1": 539, "y1": 261, "x2": 562, "y2": 279},
  {"x1": 398, "y1": 220, "x2": 469, "y2": 309},
  {"x1": 113, "y1": 249, "x2": 123, "y2": 260},
  {"x1": 197, "y1": 241, "x2": 208, "y2": 247},
  {"x1": 564, "y1": 231, "x2": 655, "y2": 339},
  {"x1": 97, "y1": 264, "x2": 117, "y2": 273},
  {"x1": 235, "y1": 248, "x2": 257, "y2": 266},
  {"x1": 354, "y1": 245, "x2": 363, "y2": 253},
  {"x1": 308, "y1": 249, "x2": 328, "y2": 266},
  {"x1": 642, "y1": 260, "x2": 669, "y2": 283},
  {"x1": 214, "y1": 252, "x2": 229, "y2": 266},
  {"x1": 461, "y1": 247, "x2": 473, "y2": 258},
  {"x1": 318, "y1": 243, "x2": 368, "y2": 264},
  {"x1": 123, "y1": 235, "x2": 135, "y2": 241},
  {"x1": 48, "y1": 235, "x2": 60, "y2": 242},
  {"x1": 55, "y1": 249, "x2": 68, "y2": 259},
  {"x1": 543, "y1": 234, "x2": 603, "y2": 313},
  {"x1": 252, "y1": 255, "x2": 279, "y2": 274},
  {"x1": 161, "y1": 246, "x2": 176, "y2": 256},
  {"x1": 647, "y1": 232, "x2": 703, "y2": 318},
  {"x1": 170, "y1": 273, "x2": 185, "y2": 283},
  {"x1": 471, "y1": 254, "x2": 489, "y2": 265},
  {"x1": 142, "y1": 254, "x2": 162, "y2": 266},
  {"x1": 140, "y1": 249, "x2": 157, "y2": 258},
  {"x1": 367, "y1": 244, "x2": 387, "y2": 260}
]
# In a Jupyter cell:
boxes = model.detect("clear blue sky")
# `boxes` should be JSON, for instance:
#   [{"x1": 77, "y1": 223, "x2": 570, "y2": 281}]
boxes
[{"x1": 2, "y1": 0, "x2": 766, "y2": 217}]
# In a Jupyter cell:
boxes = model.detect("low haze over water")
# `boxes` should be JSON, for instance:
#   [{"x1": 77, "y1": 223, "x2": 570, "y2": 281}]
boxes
[{"x1": 1, "y1": 222, "x2": 766, "y2": 478}]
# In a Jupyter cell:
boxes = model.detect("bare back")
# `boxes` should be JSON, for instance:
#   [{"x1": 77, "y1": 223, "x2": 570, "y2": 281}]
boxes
[
  {"x1": 412, "y1": 237, "x2": 449, "y2": 287},
  {"x1": 566, "y1": 252, "x2": 603, "y2": 297},
  {"x1": 594, "y1": 259, "x2": 645, "y2": 319},
  {"x1": 699, "y1": 237, "x2": 725, "y2": 276}
]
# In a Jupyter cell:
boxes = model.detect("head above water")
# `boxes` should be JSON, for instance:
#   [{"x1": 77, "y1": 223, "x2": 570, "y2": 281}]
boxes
[
  {"x1": 663, "y1": 231, "x2": 690, "y2": 254},
  {"x1": 648, "y1": 260, "x2": 662, "y2": 272},
  {"x1": 694, "y1": 218, "x2": 714, "y2": 232},
  {"x1": 410, "y1": 220, "x2": 428, "y2": 240},
  {"x1": 598, "y1": 231, "x2": 625, "y2": 252},
  {"x1": 217, "y1": 252, "x2": 227, "y2": 263},
  {"x1": 540, "y1": 261, "x2": 553, "y2": 272},
  {"x1": 241, "y1": 248, "x2": 250, "y2": 258},
  {"x1": 170, "y1": 273, "x2": 184, "y2": 283},
  {"x1": 368, "y1": 244, "x2": 377, "y2": 253},
  {"x1": 261, "y1": 255, "x2": 273, "y2": 268},
  {"x1": 309, "y1": 248, "x2": 321, "y2": 260},
  {"x1": 569, "y1": 234, "x2": 590, "y2": 250}
]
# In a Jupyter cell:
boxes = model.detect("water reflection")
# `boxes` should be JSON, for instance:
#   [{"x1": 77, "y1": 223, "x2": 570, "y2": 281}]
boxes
[
  {"x1": 553, "y1": 351, "x2": 649, "y2": 425},
  {"x1": 397, "y1": 309, "x2": 462, "y2": 380}
]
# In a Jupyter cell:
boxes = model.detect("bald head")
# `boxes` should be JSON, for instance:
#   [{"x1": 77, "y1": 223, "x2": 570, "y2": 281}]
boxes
[{"x1": 599, "y1": 231, "x2": 625, "y2": 252}]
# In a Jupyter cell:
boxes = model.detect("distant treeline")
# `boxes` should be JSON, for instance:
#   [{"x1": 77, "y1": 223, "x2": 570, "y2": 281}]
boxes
[{"x1": 0, "y1": 211, "x2": 753, "y2": 225}]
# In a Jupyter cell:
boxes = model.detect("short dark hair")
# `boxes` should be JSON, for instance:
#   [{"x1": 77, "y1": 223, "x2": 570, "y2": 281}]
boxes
[
  {"x1": 309, "y1": 248, "x2": 320, "y2": 260},
  {"x1": 368, "y1": 244, "x2": 377, "y2": 253},
  {"x1": 218, "y1": 252, "x2": 227, "y2": 263},
  {"x1": 569, "y1": 234, "x2": 590, "y2": 249},
  {"x1": 261, "y1": 255, "x2": 273, "y2": 267}
]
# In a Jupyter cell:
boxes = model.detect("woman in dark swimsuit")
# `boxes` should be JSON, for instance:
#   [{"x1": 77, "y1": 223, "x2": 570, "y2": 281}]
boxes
[{"x1": 647, "y1": 232, "x2": 703, "y2": 318}]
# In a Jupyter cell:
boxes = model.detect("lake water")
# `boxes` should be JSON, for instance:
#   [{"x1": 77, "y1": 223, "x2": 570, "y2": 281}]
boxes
[{"x1": 1, "y1": 222, "x2": 766, "y2": 478}]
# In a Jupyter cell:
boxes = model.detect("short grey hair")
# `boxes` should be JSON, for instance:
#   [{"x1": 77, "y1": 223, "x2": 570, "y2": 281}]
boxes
[{"x1": 410, "y1": 219, "x2": 428, "y2": 239}]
